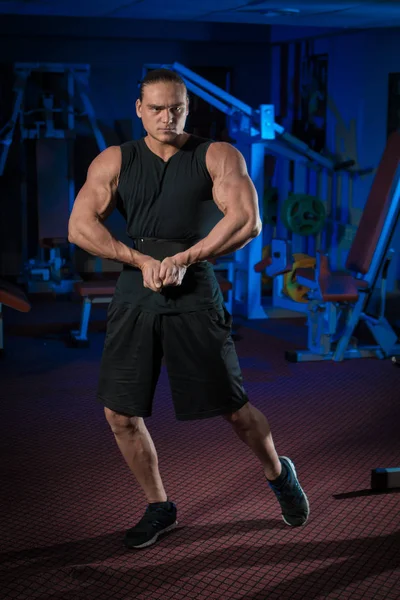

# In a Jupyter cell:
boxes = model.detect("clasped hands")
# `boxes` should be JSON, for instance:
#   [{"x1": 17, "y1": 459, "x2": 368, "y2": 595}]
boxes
[{"x1": 140, "y1": 255, "x2": 187, "y2": 292}]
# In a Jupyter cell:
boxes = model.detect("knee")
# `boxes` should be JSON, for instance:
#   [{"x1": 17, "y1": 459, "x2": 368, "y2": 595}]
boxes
[
  {"x1": 223, "y1": 402, "x2": 253, "y2": 430},
  {"x1": 104, "y1": 407, "x2": 142, "y2": 436}
]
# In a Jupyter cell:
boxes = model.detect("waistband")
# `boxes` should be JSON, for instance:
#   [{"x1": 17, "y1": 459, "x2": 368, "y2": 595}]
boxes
[{"x1": 129, "y1": 237, "x2": 194, "y2": 263}]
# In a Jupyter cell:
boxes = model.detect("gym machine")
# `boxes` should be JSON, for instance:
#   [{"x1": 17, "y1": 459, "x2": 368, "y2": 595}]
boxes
[
  {"x1": 261, "y1": 132, "x2": 400, "y2": 363},
  {"x1": 0, "y1": 62, "x2": 106, "y2": 293}
]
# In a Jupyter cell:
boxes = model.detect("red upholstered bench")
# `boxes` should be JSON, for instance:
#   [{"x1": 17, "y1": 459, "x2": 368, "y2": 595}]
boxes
[
  {"x1": 75, "y1": 280, "x2": 117, "y2": 298},
  {"x1": 215, "y1": 272, "x2": 232, "y2": 294},
  {"x1": 70, "y1": 280, "x2": 116, "y2": 346},
  {"x1": 0, "y1": 280, "x2": 31, "y2": 356}
]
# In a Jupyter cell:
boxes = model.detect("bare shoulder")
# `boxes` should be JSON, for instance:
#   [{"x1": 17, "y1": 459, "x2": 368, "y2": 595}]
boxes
[
  {"x1": 205, "y1": 142, "x2": 248, "y2": 179},
  {"x1": 87, "y1": 146, "x2": 122, "y2": 185}
]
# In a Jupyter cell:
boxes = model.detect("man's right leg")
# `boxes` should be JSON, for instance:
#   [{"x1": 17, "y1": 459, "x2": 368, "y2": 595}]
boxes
[
  {"x1": 104, "y1": 408, "x2": 167, "y2": 503},
  {"x1": 104, "y1": 407, "x2": 178, "y2": 549},
  {"x1": 98, "y1": 306, "x2": 177, "y2": 548}
]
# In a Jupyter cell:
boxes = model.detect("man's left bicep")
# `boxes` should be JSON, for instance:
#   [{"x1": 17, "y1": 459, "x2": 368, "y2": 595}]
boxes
[
  {"x1": 222, "y1": 173, "x2": 260, "y2": 224},
  {"x1": 209, "y1": 143, "x2": 259, "y2": 222},
  {"x1": 241, "y1": 173, "x2": 259, "y2": 213}
]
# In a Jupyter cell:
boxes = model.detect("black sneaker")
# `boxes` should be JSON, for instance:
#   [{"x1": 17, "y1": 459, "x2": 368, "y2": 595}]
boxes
[
  {"x1": 124, "y1": 501, "x2": 178, "y2": 549},
  {"x1": 268, "y1": 457, "x2": 310, "y2": 527}
]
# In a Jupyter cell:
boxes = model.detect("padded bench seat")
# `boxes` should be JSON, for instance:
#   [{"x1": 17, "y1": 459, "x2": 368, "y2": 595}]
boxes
[
  {"x1": 215, "y1": 273, "x2": 232, "y2": 293},
  {"x1": 0, "y1": 280, "x2": 31, "y2": 313},
  {"x1": 296, "y1": 266, "x2": 370, "y2": 304},
  {"x1": 0, "y1": 280, "x2": 31, "y2": 355},
  {"x1": 74, "y1": 280, "x2": 116, "y2": 298}
]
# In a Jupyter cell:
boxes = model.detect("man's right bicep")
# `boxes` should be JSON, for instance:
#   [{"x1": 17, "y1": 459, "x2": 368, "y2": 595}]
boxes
[
  {"x1": 70, "y1": 147, "x2": 120, "y2": 222},
  {"x1": 70, "y1": 182, "x2": 111, "y2": 223}
]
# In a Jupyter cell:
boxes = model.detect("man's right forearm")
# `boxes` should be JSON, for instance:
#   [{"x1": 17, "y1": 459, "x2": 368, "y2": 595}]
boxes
[{"x1": 68, "y1": 216, "x2": 147, "y2": 269}]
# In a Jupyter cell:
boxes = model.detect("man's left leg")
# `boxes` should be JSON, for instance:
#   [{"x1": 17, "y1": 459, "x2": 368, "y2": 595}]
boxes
[
  {"x1": 223, "y1": 402, "x2": 281, "y2": 479},
  {"x1": 163, "y1": 306, "x2": 309, "y2": 527},
  {"x1": 224, "y1": 402, "x2": 310, "y2": 527}
]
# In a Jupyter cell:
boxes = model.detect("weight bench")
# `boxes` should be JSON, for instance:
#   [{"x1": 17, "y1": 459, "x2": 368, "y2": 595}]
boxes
[
  {"x1": 70, "y1": 272, "x2": 233, "y2": 347},
  {"x1": 70, "y1": 280, "x2": 116, "y2": 347},
  {"x1": 260, "y1": 130, "x2": 400, "y2": 362},
  {"x1": 0, "y1": 280, "x2": 31, "y2": 356}
]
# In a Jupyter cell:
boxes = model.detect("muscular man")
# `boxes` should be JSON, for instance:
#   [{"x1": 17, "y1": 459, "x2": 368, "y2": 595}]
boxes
[{"x1": 68, "y1": 69, "x2": 309, "y2": 549}]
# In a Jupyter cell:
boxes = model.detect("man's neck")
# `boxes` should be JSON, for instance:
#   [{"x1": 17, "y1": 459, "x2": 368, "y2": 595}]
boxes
[{"x1": 144, "y1": 133, "x2": 190, "y2": 161}]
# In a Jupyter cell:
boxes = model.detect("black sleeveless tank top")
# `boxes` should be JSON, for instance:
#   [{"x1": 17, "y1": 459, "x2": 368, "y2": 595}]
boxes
[{"x1": 113, "y1": 135, "x2": 224, "y2": 313}]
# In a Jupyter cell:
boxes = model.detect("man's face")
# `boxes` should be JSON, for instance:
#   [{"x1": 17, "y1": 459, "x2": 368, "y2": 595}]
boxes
[{"x1": 136, "y1": 82, "x2": 189, "y2": 143}]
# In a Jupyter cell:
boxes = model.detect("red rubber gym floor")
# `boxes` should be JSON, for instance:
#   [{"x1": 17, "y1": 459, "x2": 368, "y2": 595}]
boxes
[{"x1": 1, "y1": 299, "x2": 399, "y2": 600}]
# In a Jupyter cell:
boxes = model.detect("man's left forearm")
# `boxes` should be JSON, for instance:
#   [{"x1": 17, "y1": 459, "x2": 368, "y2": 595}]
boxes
[{"x1": 178, "y1": 215, "x2": 262, "y2": 266}]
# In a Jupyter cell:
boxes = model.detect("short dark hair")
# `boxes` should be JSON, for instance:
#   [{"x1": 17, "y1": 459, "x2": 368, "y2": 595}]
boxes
[{"x1": 139, "y1": 68, "x2": 187, "y2": 101}]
